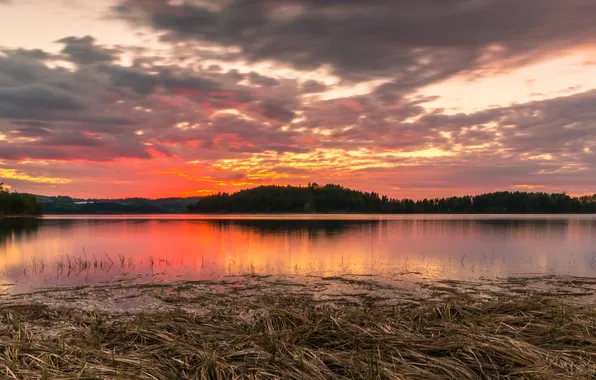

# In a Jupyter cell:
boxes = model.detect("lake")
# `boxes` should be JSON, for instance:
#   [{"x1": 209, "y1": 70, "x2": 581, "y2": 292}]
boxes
[{"x1": 1, "y1": 214, "x2": 596, "y2": 293}]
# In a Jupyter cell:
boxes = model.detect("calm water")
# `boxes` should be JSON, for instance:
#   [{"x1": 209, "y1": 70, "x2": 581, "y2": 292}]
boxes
[{"x1": 1, "y1": 214, "x2": 596, "y2": 293}]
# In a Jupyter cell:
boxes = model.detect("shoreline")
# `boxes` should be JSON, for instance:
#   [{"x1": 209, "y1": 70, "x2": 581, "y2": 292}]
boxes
[
  {"x1": 27, "y1": 212, "x2": 596, "y2": 218},
  {"x1": 1, "y1": 275, "x2": 595, "y2": 379},
  {"x1": 4, "y1": 211, "x2": 596, "y2": 217},
  {"x1": 0, "y1": 215, "x2": 41, "y2": 219}
]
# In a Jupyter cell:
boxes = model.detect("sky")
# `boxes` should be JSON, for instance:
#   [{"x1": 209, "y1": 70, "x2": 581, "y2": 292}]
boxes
[{"x1": 1, "y1": 0, "x2": 596, "y2": 199}]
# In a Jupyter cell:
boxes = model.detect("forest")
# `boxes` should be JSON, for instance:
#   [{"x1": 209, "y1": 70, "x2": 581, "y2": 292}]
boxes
[
  {"x1": 37, "y1": 195, "x2": 202, "y2": 214},
  {"x1": 188, "y1": 183, "x2": 596, "y2": 214},
  {"x1": 0, "y1": 183, "x2": 43, "y2": 217}
]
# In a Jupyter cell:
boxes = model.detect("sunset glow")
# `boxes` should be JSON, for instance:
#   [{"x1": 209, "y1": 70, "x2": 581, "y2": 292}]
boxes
[
  {"x1": 4, "y1": 216, "x2": 596, "y2": 289},
  {"x1": 2, "y1": 0, "x2": 596, "y2": 198}
]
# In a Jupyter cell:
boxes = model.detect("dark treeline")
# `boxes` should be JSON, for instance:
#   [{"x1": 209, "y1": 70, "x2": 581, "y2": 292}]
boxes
[
  {"x1": 41, "y1": 202, "x2": 166, "y2": 215},
  {"x1": 187, "y1": 184, "x2": 596, "y2": 214},
  {"x1": 0, "y1": 183, "x2": 43, "y2": 217},
  {"x1": 38, "y1": 195, "x2": 202, "y2": 214}
]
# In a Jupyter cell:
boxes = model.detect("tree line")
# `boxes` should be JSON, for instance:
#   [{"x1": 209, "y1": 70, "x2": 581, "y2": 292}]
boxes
[
  {"x1": 187, "y1": 183, "x2": 596, "y2": 214},
  {"x1": 0, "y1": 183, "x2": 43, "y2": 217}
]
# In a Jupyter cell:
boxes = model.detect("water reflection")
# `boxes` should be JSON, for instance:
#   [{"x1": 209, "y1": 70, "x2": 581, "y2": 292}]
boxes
[
  {"x1": 210, "y1": 219, "x2": 380, "y2": 238},
  {"x1": 0, "y1": 218, "x2": 41, "y2": 247},
  {"x1": 0, "y1": 215, "x2": 595, "y2": 293}
]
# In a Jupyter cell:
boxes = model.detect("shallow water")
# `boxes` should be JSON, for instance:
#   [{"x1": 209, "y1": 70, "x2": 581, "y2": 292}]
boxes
[{"x1": 1, "y1": 214, "x2": 596, "y2": 293}]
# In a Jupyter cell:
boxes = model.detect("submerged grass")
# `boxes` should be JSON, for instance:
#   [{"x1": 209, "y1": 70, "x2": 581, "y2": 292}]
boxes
[{"x1": 1, "y1": 291, "x2": 595, "y2": 379}]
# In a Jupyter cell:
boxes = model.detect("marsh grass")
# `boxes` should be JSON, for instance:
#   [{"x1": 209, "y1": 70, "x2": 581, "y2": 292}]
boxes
[{"x1": 1, "y1": 291, "x2": 595, "y2": 379}]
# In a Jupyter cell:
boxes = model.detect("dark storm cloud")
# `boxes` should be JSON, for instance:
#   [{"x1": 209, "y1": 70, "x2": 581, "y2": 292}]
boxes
[
  {"x1": 57, "y1": 36, "x2": 119, "y2": 64},
  {"x1": 0, "y1": 141, "x2": 151, "y2": 161},
  {"x1": 248, "y1": 72, "x2": 279, "y2": 87},
  {"x1": 98, "y1": 64, "x2": 158, "y2": 95},
  {"x1": 0, "y1": 84, "x2": 85, "y2": 111},
  {"x1": 373, "y1": 82, "x2": 405, "y2": 105},
  {"x1": 1, "y1": 48, "x2": 51, "y2": 60},
  {"x1": 0, "y1": 52, "x2": 58, "y2": 85},
  {"x1": 9, "y1": 127, "x2": 52, "y2": 137},
  {"x1": 300, "y1": 80, "x2": 328, "y2": 94},
  {"x1": 254, "y1": 99, "x2": 295, "y2": 122},
  {"x1": 9, "y1": 120, "x2": 52, "y2": 137},
  {"x1": 207, "y1": 64, "x2": 223, "y2": 72},
  {"x1": 113, "y1": 0, "x2": 596, "y2": 87},
  {"x1": 160, "y1": 69, "x2": 222, "y2": 93},
  {"x1": 226, "y1": 69, "x2": 244, "y2": 83},
  {"x1": 39, "y1": 132, "x2": 105, "y2": 148},
  {"x1": 97, "y1": 63, "x2": 245, "y2": 100},
  {"x1": 11, "y1": 120, "x2": 51, "y2": 128}
]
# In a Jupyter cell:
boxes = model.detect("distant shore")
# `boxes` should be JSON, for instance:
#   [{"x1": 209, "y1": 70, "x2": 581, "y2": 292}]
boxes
[
  {"x1": 31, "y1": 185, "x2": 596, "y2": 214},
  {"x1": 11, "y1": 211, "x2": 596, "y2": 216},
  {"x1": 1, "y1": 275, "x2": 594, "y2": 379},
  {"x1": 0, "y1": 214, "x2": 41, "y2": 219}
]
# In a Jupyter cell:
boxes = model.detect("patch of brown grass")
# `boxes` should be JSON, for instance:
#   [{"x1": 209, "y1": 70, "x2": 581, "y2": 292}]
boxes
[{"x1": 0, "y1": 294, "x2": 595, "y2": 379}]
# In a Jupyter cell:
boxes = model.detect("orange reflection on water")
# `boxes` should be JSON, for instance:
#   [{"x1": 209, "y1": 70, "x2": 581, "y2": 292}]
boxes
[{"x1": 1, "y1": 215, "x2": 596, "y2": 292}]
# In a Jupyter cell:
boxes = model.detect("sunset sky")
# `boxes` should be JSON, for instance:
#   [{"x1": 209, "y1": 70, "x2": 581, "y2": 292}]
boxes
[{"x1": 1, "y1": 0, "x2": 596, "y2": 199}]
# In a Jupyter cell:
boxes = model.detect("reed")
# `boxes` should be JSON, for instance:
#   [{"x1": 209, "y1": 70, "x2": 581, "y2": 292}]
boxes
[{"x1": 1, "y1": 290, "x2": 594, "y2": 379}]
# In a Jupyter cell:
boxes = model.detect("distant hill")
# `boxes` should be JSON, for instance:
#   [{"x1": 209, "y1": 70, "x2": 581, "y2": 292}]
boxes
[
  {"x1": 29, "y1": 185, "x2": 596, "y2": 215},
  {"x1": 36, "y1": 195, "x2": 202, "y2": 214},
  {"x1": 187, "y1": 183, "x2": 596, "y2": 214}
]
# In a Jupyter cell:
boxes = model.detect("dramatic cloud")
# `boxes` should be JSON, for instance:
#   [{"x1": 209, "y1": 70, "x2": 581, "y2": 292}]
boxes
[
  {"x1": 114, "y1": 0, "x2": 596, "y2": 87},
  {"x1": 0, "y1": 84, "x2": 85, "y2": 111},
  {"x1": 57, "y1": 36, "x2": 119, "y2": 64},
  {"x1": 98, "y1": 64, "x2": 158, "y2": 95},
  {"x1": 1, "y1": 0, "x2": 596, "y2": 197},
  {"x1": 300, "y1": 80, "x2": 328, "y2": 94},
  {"x1": 248, "y1": 72, "x2": 279, "y2": 87}
]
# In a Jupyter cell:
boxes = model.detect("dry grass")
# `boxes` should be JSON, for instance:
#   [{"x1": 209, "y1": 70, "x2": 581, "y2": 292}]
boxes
[{"x1": 1, "y1": 291, "x2": 595, "y2": 380}]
